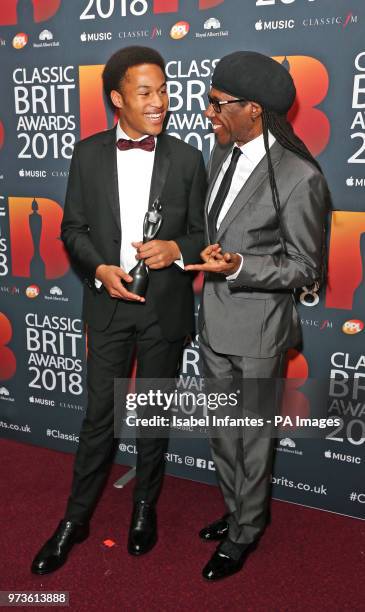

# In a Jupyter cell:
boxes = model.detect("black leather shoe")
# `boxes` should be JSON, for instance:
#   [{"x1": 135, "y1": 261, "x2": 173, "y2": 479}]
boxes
[
  {"x1": 128, "y1": 501, "x2": 157, "y2": 556},
  {"x1": 31, "y1": 519, "x2": 89, "y2": 575},
  {"x1": 199, "y1": 514, "x2": 229, "y2": 542},
  {"x1": 202, "y1": 541, "x2": 256, "y2": 581}
]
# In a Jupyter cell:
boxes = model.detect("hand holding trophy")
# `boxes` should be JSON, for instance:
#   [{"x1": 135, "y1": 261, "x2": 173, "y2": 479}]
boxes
[{"x1": 128, "y1": 197, "x2": 163, "y2": 297}]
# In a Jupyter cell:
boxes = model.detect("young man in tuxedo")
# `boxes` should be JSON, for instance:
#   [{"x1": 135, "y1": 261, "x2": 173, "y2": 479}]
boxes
[
  {"x1": 31, "y1": 46, "x2": 206, "y2": 575},
  {"x1": 186, "y1": 51, "x2": 329, "y2": 581}
]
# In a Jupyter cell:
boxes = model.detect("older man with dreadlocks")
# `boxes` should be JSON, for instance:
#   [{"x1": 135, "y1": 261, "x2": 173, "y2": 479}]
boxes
[{"x1": 185, "y1": 51, "x2": 330, "y2": 581}]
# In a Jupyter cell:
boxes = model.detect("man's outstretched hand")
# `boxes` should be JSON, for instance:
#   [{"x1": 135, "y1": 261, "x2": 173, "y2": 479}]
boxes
[
  {"x1": 184, "y1": 244, "x2": 241, "y2": 276},
  {"x1": 95, "y1": 264, "x2": 145, "y2": 302}
]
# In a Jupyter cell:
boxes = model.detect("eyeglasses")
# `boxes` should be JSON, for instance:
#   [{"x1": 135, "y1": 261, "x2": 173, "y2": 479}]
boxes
[{"x1": 207, "y1": 94, "x2": 247, "y2": 114}]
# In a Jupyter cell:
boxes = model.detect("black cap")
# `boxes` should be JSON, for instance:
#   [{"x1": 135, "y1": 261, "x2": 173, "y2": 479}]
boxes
[{"x1": 212, "y1": 51, "x2": 296, "y2": 115}]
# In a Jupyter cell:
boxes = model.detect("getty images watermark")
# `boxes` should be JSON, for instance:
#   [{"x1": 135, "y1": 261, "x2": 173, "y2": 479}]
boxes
[{"x1": 112, "y1": 376, "x2": 347, "y2": 440}]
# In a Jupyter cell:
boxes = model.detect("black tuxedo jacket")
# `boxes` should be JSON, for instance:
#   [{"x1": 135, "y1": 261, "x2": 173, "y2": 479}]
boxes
[{"x1": 61, "y1": 127, "x2": 206, "y2": 341}]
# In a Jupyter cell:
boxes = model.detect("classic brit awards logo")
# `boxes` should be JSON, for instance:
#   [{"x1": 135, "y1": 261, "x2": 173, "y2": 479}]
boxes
[
  {"x1": 13, "y1": 65, "x2": 77, "y2": 161},
  {"x1": 349, "y1": 52, "x2": 365, "y2": 165},
  {"x1": 26, "y1": 313, "x2": 84, "y2": 396}
]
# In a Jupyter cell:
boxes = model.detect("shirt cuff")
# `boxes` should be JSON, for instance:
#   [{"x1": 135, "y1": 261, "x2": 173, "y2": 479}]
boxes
[
  {"x1": 95, "y1": 278, "x2": 102, "y2": 289},
  {"x1": 226, "y1": 254, "x2": 243, "y2": 280},
  {"x1": 174, "y1": 254, "x2": 184, "y2": 270}
]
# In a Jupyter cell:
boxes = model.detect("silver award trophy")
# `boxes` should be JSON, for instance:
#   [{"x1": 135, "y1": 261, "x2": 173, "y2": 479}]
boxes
[{"x1": 128, "y1": 198, "x2": 163, "y2": 297}]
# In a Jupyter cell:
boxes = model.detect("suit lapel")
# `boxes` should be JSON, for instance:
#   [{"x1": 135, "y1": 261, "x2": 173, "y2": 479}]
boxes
[
  {"x1": 101, "y1": 126, "x2": 120, "y2": 232},
  {"x1": 216, "y1": 141, "x2": 284, "y2": 241},
  {"x1": 148, "y1": 133, "x2": 171, "y2": 210}
]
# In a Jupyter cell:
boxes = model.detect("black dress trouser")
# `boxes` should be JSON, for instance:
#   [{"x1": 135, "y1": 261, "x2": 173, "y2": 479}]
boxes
[{"x1": 64, "y1": 295, "x2": 184, "y2": 524}]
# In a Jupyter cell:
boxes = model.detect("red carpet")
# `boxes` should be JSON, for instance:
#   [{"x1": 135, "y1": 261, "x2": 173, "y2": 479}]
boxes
[{"x1": 1, "y1": 438, "x2": 364, "y2": 611}]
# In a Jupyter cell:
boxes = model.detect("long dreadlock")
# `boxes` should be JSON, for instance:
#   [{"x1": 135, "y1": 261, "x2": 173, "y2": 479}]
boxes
[
  {"x1": 261, "y1": 108, "x2": 329, "y2": 289},
  {"x1": 262, "y1": 109, "x2": 322, "y2": 173}
]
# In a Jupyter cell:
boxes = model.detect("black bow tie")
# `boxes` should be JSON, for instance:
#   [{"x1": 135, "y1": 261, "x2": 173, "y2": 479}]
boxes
[{"x1": 116, "y1": 135, "x2": 155, "y2": 152}]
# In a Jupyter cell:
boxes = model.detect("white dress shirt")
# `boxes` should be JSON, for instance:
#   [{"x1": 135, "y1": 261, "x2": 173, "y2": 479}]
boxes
[
  {"x1": 116, "y1": 123, "x2": 156, "y2": 274},
  {"x1": 208, "y1": 131, "x2": 276, "y2": 279},
  {"x1": 95, "y1": 122, "x2": 182, "y2": 288}
]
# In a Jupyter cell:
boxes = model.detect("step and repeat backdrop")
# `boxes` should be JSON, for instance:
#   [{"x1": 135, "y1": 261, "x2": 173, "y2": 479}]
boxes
[{"x1": 0, "y1": 0, "x2": 365, "y2": 519}]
